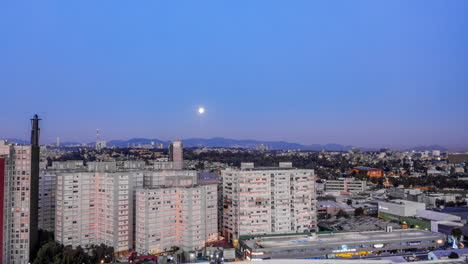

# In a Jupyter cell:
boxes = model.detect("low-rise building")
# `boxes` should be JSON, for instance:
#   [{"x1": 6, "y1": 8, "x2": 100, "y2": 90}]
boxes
[
  {"x1": 324, "y1": 179, "x2": 367, "y2": 194},
  {"x1": 239, "y1": 229, "x2": 444, "y2": 260},
  {"x1": 378, "y1": 200, "x2": 426, "y2": 218}
]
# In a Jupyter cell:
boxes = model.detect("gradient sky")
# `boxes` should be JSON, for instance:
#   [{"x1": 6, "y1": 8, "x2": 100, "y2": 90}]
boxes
[{"x1": 1, "y1": 1, "x2": 467, "y2": 149}]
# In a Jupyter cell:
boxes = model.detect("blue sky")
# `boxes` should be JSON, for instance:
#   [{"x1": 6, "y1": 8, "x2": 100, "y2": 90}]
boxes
[{"x1": 1, "y1": 1, "x2": 467, "y2": 149}]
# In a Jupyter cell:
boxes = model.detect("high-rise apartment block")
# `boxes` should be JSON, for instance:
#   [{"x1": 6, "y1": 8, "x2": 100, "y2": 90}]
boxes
[
  {"x1": 1, "y1": 144, "x2": 33, "y2": 264},
  {"x1": 0, "y1": 115, "x2": 41, "y2": 264},
  {"x1": 135, "y1": 183, "x2": 218, "y2": 254},
  {"x1": 55, "y1": 162, "x2": 144, "y2": 252},
  {"x1": 38, "y1": 166, "x2": 57, "y2": 232},
  {"x1": 54, "y1": 141, "x2": 218, "y2": 254},
  {"x1": 222, "y1": 162, "x2": 317, "y2": 242},
  {"x1": 169, "y1": 140, "x2": 183, "y2": 170}
]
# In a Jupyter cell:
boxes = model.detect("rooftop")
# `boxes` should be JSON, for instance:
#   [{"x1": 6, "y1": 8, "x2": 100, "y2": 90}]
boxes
[
  {"x1": 416, "y1": 210, "x2": 461, "y2": 222},
  {"x1": 242, "y1": 229, "x2": 443, "y2": 251}
]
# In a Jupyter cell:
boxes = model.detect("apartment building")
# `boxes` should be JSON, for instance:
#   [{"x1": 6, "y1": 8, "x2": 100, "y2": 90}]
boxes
[
  {"x1": 222, "y1": 162, "x2": 317, "y2": 242},
  {"x1": 324, "y1": 178, "x2": 367, "y2": 194},
  {"x1": 55, "y1": 162, "x2": 144, "y2": 252},
  {"x1": 169, "y1": 140, "x2": 183, "y2": 170},
  {"x1": 55, "y1": 153, "x2": 217, "y2": 255},
  {"x1": 135, "y1": 183, "x2": 218, "y2": 254},
  {"x1": 38, "y1": 168, "x2": 56, "y2": 232},
  {"x1": 0, "y1": 142, "x2": 38, "y2": 264}
]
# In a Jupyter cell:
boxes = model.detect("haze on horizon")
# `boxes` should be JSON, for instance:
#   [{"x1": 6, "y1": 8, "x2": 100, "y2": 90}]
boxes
[{"x1": 1, "y1": 1, "x2": 467, "y2": 150}]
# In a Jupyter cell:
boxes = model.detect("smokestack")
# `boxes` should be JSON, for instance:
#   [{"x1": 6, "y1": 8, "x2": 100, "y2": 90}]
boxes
[
  {"x1": 30, "y1": 114, "x2": 41, "y2": 147},
  {"x1": 29, "y1": 114, "x2": 40, "y2": 262}
]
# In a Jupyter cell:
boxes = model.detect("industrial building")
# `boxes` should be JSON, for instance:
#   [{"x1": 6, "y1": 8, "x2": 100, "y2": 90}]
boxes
[
  {"x1": 239, "y1": 229, "x2": 445, "y2": 260},
  {"x1": 378, "y1": 200, "x2": 426, "y2": 218},
  {"x1": 222, "y1": 162, "x2": 317, "y2": 242}
]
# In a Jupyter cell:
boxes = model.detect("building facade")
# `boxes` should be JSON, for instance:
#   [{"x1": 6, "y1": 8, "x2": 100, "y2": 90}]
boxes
[
  {"x1": 324, "y1": 179, "x2": 367, "y2": 193},
  {"x1": 55, "y1": 152, "x2": 218, "y2": 254},
  {"x1": 55, "y1": 165, "x2": 145, "y2": 253},
  {"x1": 169, "y1": 140, "x2": 183, "y2": 170},
  {"x1": 1, "y1": 143, "x2": 36, "y2": 264},
  {"x1": 135, "y1": 184, "x2": 218, "y2": 254},
  {"x1": 222, "y1": 162, "x2": 317, "y2": 242},
  {"x1": 38, "y1": 168, "x2": 56, "y2": 232}
]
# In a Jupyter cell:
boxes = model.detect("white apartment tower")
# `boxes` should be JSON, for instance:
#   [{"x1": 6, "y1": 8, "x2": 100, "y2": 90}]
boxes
[
  {"x1": 135, "y1": 183, "x2": 218, "y2": 254},
  {"x1": 1, "y1": 143, "x2": 33, "y2": 264},
  {"x1": 222, "y1": 162, "x2": 317, "y2": 242},
  {"x1": 55, "y1": 163, "x2": 144, "y2": 252},
  {"x1": 169, "y1": 140, "x2": 183, "y2": 170},
  {"x1": 55, "y1": 157, "x2": 218, "y2": 255}
]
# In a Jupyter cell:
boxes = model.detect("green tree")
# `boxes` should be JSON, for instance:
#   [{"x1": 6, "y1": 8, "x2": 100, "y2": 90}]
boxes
[
  {"x1": 354, "y1": 207, "x2": 365, "y2": 216},
  {"x1": 446, "y1": 201, "x2": 456, "y2": 207},
  {"x1": 90, "y1": 243, "x2": 114, "y2": 263},
  {"x1": 336, "y1": 210, "x2": 349, "y2": 218},
  {"x1": 448, "y1": 252, "x2": 459, "y2": 259},
  {"x1": 33, "y1": 241, "x2": 63, "y2": 264},
  {"x1": 452, "y1": 228, "x2": 463, "y2": 240}
]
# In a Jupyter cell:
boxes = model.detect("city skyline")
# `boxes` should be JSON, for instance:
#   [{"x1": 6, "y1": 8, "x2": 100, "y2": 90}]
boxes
[
  {"x1": 1, "y1": 1, "x2": 467, "y2": 149},
  {"x1": 2, "y1": 1, "x2": 468, "y2": 263}
]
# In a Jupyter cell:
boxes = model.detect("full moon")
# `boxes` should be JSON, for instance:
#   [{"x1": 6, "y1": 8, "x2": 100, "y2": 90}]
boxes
[{"x1": 198, "y1": 107, "x2": 205, "y2": 114}]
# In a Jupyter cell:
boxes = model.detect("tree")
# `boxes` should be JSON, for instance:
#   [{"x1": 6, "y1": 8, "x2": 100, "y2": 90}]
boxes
[
  {"x1": 448, "y1": 252, "x2": 459, "y2": 259},
  {"x1": 452, "y1": 228, "x2": 463, "y2": 240},
  {"x1": 354, "y1": 207, "x2": 365, "y2": 216},
  {"x1": 346, "y1": 199, "x2": 352, "y2": 206},
  {"x1": 336, "y1": 210, "x2": 349, "y2": 218},
  {"x1": 446, "y1": 201, "x2": 456, "y2": 207},
  {"x1": 62, "y1": 246, "x2": 91, "y2": 264},
  {"x1": 90, "y1": 243, "x2": 114, "y2": 263},
  {"x1": 33, "y1": 241, "x2": 63, "y2": 264}
]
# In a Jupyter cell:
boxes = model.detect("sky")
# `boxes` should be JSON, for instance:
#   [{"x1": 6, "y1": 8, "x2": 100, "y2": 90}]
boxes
[{"x1": 1, "y1": 1, "x2": 467, "y2": 150}]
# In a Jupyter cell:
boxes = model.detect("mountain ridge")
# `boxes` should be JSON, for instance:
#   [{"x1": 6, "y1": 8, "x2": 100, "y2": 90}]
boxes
[{"x1": 2, "y1": 137, "x2": 451, "y2": 152}]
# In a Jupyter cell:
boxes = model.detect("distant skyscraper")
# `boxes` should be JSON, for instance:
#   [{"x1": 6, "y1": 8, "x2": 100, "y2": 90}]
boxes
[
  {"x1": 96, "y1": 141, "x2": 107, "y2": 150},
  {"x1": 169, "y1": 140, "x2": 183, "y2": 170},
  {"x1": 56, "y1": 136, "x2": 60, "y2": 147}
]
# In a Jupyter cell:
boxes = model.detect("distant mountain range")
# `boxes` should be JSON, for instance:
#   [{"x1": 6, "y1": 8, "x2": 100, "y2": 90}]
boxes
[
  {"x1": 106, "y1": 137, "x2": 355, "y2": 151},
  {"x1": 3, "y1": 137, "x2": 450, "y2": 152}
]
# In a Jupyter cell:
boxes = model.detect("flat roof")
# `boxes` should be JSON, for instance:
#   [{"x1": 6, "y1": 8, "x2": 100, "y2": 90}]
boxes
[{"x1": 242, "y1": 229, "x2": 443, "y2": 251}]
